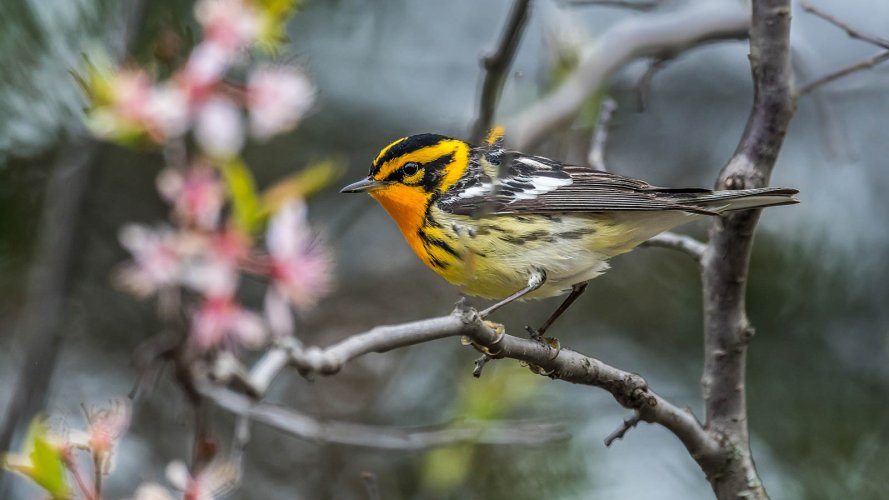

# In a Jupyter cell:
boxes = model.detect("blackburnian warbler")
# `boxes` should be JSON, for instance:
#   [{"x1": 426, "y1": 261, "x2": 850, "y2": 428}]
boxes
[{"x1": 341, "y1": 131, "x2": 798, "y2": 337}]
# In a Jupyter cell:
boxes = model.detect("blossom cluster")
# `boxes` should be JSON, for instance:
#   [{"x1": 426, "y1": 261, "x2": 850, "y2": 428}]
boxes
[
  {"x1": 82, "y1": 0, "x2": 311, "y2": 157},
  {"x1": 3, "y1": 1, "x2": 332, "y2": 498},
  {"x1": 119, "y1": 166, "x2": 331, "y2": 351},
  {"x1": 86, "y1": 0, "x2": 333, "y2": 353}
]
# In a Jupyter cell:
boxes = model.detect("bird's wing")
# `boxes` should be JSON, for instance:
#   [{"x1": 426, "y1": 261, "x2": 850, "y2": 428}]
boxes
[{"x1": 440, "y1": 152, "x2": 716, "y2": 216}]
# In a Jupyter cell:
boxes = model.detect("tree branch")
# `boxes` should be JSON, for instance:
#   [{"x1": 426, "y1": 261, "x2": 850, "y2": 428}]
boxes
[
  {"x1": 564, "y1": 0, "x2": 659, "y2": 11},
  {"x1": 195, "y1": 381, "x2": 568, "y2": 450},
  {"x1": 504, "y1": 1, "x2": 750, "y2": 150},
  {"x1": 799, "y1": 50, "x2": 889, "y2": 94},
  {"x1": 701, "y1": 0, "x2": 795, "y2": 498},
  {"x1": 641, "y1": 232, "x2": 706, "y2": 265},
  {"x1": 470, "y1": 0, "x2": 532, "y2": 144},
  {"x1": 801, "y1": 2, "x2": 889, "y2": 50},
  {"x1": 798, "y1": 3, "x2": 889, "y2": 94},
  {"x1": 587, "y1": 97, "x2": 618, "y2": 171},
  {"x1": 603, "y1": 411, "x2": 641, "y2": 447},
  {"x1": 199, "y1": 304, "x2": 721, "y2": 464}
]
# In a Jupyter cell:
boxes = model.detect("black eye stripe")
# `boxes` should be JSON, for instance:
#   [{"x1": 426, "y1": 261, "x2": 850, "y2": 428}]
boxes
[{"x1": 371, "y1": 134, "x2": 449, "y2": 175}]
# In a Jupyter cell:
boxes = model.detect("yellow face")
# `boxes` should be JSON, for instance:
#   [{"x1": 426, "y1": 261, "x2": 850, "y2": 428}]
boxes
[{"x1": 340, "y1": 134, "x2": 470, "y2": 270}]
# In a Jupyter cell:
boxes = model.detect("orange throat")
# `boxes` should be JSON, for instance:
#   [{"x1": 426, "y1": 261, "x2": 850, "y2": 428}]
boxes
[{"x1": 370, "y1": 185, "x2": 435, "y2": 266}]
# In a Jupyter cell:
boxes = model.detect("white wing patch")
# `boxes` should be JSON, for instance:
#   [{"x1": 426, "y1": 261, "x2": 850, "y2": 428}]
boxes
[
  {"x1": 458, "y1": 183, "x2": 493, "y2": 198},
  {"x1": 509, "y1": 175, "x2": 573, "y2": 201},
  {"x1": 455, "y1": 156, "x2": 573, "y2": 201}
]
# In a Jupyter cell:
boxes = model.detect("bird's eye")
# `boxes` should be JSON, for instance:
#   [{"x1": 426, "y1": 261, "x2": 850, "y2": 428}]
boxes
[{"x1": 403, "y1": 162, "x2": 420, "y2": 177}]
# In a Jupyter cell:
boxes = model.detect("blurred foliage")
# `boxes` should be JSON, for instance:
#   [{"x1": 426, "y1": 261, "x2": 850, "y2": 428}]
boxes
[
  {"x1": 419, "y1": 362, "x2": 542, "y2": 492},
  {"x1": 222, "y1": 157, "x2": 264, "y2": 235},
  {"x1": 2, "y1": 419, "x2": 69, "y2": 500}
]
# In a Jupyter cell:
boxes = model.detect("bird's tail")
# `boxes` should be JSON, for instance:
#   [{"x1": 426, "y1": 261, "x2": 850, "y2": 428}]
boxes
[{"x1": 670, "y1": 187, "x2": 799, "y2": 214}]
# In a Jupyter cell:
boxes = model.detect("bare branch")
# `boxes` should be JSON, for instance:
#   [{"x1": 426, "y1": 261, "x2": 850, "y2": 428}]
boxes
[
  {"x1": 635, "y1": 56, "x2": 670, "y2": 111},
  {"x1": 587, "y1": 97, "x2": 618, "y2": 171},
  {"x1": 603, "y1": 411, "x2": 641, "y2": 447},
  {"x1": 801, "y1": 2, "x2": 889, "y2": 50},
  {"x1": 195, "y1": 304, "x2": 718, "y2": 460},
  {"x1": 564, "y1": 0, "x2": 659, "y2": 11},
  {"x1": 701, "y1": 0, "x2": 795, "y2": 497},
  {"x1": 798, "y1": 2, "x2": 889, "y2": 94},
  {"x1": 195, "y1": 381, "x2": 569, "y2": 450},
  {"x1": 641, "y1": 232, "x2": 707, "y2": 264},
  {"x1": 799, "y1": 49, "x2": 889, "y2": 94},
  {"x1": 504, "y1": 1, "x2": 750, "y2": 150},
  {"x1": 361, "y1": 472, "x2": 381, "y2": 500},
  {"x1": 472, "y1": 353, "x2": 493, "y2": 378},
  {"x1": 470, "y1": 0, "x2": 532, "y2": 144},
  {"x1": 288, "y1": 314, "x2": 474, "y2": 375}
]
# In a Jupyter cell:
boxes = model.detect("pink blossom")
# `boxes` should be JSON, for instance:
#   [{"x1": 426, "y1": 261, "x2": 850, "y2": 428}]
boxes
[
  {"x1": 195, "y1": 0, "x2": 261, "y2": 52},
  {"x1": 195, "y1": 95, "x2": 244, "y2": 158},
  {"x1": 157, "y1": 164, "x2": 226, "y2": 229},
  {"x1": 263, "y1": 286, "x2": 293, "y2": 338},
  {"x1": 81, "y1": 400, "x2": 131, "y2": 475},
  {"x1": 165, "y1": 460, "x2": 239, "y2": 500},
  {"x1": 144, "y1": 83, "x2": 190, "y2": 140},
  {"x1": 131, "y1": 483, "x2": 175, "y2": 500},
  {"x1": 182, "y1": 42, "x2": 231, "y2": 95},
  {"x1": 247, "y1": 67, "x2": 315, "y2": 140},
  {"x1": 265, "y1": 200, "x2": 331, "y2": 311},
  {"x1": 191, "y1": 295, "x2": 266, "y2": 350},
  {"x1": 180, "y1": 230, "x2": 249, "y2": 298},
  {"x1": 109, "y1": 69, "x2": 154, "y2": 123},
  {"x1": 117, "y1": 224, "x2": 183, "y2": 297},
  {"x1": 90, "y1": 69, "x2": 189, "y2": 143}
]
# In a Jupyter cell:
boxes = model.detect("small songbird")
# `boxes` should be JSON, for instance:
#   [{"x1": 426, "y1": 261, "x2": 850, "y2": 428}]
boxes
[{"x1": 341, "y1": 131, "x2": 798, "y2": 337}]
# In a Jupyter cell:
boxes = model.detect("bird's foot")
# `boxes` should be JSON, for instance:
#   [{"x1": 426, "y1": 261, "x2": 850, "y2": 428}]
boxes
[{"x1": 524, "y1": 325, "x2": 561, "y2": 360}]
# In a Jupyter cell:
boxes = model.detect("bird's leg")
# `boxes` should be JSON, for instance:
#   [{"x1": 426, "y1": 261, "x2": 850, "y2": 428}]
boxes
[
  {"x1": 525, "y1": 281, "x2": 590, "y2": 343},
  {"x1": 479, "y1": 268, "x2": 546, "y2": 319}
]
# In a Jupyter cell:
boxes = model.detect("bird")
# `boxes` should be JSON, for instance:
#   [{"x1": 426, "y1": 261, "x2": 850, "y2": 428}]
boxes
[{"x1": 341, "y1": 130, "x2": 798, "y2": 339}]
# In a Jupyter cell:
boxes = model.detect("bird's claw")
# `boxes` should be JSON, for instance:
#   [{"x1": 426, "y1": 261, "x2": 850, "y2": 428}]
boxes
[{"x1": 524, "y1": 325, "x2": 561, "y2": 360}]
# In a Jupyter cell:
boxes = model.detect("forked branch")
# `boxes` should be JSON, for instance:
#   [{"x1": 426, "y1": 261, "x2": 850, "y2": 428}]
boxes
[{"x1": 199, "y1": 303, "x2": 720, "y2": 463}]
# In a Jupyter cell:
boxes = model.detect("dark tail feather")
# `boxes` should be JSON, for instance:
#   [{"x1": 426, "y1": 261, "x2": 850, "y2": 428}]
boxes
[{"x1": 678, "y1": 187, "x2": 799, "y2": 213}]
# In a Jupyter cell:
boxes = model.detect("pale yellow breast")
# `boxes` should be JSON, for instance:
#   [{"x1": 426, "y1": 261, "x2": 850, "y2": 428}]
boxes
[{"x1": 429, "y1": 207, "x2": 697, "y2": 300}]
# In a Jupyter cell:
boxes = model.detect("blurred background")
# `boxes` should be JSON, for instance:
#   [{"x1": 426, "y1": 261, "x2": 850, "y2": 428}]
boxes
[{"x1": 1, "y1": 0, "x2": 888, "y2": 498}]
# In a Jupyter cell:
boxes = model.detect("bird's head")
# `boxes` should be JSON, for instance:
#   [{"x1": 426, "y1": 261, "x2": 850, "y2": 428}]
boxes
[{"x1": 340, "y1": 134, "x2": 471, "y2": 203}]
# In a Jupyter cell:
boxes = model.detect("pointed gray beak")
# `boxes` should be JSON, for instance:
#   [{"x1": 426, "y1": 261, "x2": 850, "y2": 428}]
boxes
[{"x1": 340, "y1": 177, "x2": 384, "y2": 193}]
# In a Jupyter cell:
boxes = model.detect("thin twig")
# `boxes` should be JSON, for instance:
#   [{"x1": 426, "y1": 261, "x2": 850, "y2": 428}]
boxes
[
  {"x1": 63, "y1": 454, "x2": 97, "y2": 500},
  {"x1": 636, "y1": 57, "x2": 670, "y2": 111},
  {"x1": 504, "y1": 1, "x2": 750, "y2": 149},
  {"x1": 801, "y1": 2, "x2": 889, "y2": 50},
  {"x1": 472, "y1": 354, "x2": 493, "y2": 378},
  {"x1": 565, "y1": 0, "x2": 659, "y2": 10},
  {"x1": 641, "y1": 232, "x2": 707, "y2": 264},
  {"x1": 361, "y1": 472, "x2": 381, "y2": 500},
  {"x1": 470, "y1": 0, "x2": 533, "y2": 143},
  {"x1": 603, "y1": 411, "x2": 641, "y2": 447},
  {"x1": 196, "y1": 381, "x2": 569, "y2": 450},
  {"x1": 799, "y1": 50, "x2": 889, "y2": 94},
  {"x1": 791, "y1": 43, "x2": 853, "y2": 161},
  {"x1": 588, "y1": 97, "x2": 618, "y2": 171}
]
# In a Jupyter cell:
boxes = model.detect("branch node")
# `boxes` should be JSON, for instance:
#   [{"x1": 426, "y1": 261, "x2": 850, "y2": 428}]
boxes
[
  {"x1": 740, "y1": 324, "x2": 756, "y2": 343},
  {"x1": 604, "y1": 411, "x2": 642, "y2": 447},
  {"x1": 473, "y1": 354, "x2": 493, "y2": 378}
]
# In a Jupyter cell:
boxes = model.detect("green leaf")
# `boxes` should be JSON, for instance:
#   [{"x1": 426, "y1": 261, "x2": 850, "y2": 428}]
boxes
[
  {"x1": 220, "y1": 158, "x2": 262, "y2": 235},
  {"x1": 259, "y1": 159, "x2": 344, "y2": 217},
  {"x1": 3, "y1": 419, "x2": 70, "y2": 500}
]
